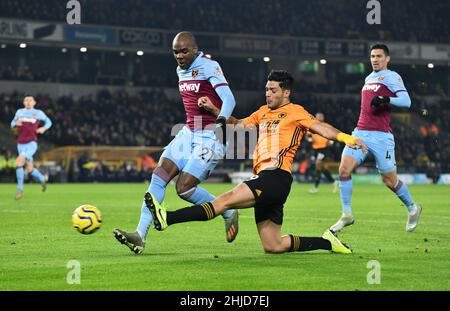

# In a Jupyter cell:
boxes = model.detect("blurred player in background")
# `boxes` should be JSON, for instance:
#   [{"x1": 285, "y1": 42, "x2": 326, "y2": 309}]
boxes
[
  {"x1": 145, "y1": 70, "x2": 367, "y2": 255},
  {"x1": 114, "y1": 31, "x2": 239, "y2": 254},
  {"x1": 10, "y1": 95, "x2": 52, "y2": 200},
  {"x1": 307, "y1": 112, "x2": 339, "y2": 194},
  {"x1": 331, "y1": 44, "x2": 422, "y2": 233}
]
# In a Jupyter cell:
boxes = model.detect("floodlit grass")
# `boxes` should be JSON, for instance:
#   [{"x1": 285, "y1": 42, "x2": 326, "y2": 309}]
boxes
[{"x1": 0, "y1": 183, "x2": 448, "y2": 290}]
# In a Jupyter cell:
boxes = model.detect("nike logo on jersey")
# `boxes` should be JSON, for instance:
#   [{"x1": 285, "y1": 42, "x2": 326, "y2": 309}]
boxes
[
  {"x1": 362, "y1": 84, "x2": 381, "y2": 92},
  {"x1": 179, "y1": 82, "x2": 201, "y2": 93}
]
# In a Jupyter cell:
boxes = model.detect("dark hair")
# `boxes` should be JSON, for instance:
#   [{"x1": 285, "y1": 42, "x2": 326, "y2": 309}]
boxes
[
  {"x1": 23, "y1": 94, "x2": 34, "y2": 98},
  {"x1": 370, "y1": 44, "x2": 390, "y2": 56},
  {"x1": 267, "y1": 70, "x2": 294, "y2": 90}
]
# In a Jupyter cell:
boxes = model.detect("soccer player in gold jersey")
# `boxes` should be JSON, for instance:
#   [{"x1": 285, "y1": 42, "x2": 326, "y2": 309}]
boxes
[{"x1": 145, "y1": 70, "x2": 366, "y2": 254}]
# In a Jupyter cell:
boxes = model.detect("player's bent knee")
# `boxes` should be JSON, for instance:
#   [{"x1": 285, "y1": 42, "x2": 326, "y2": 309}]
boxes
[
  {"x1": 153, "y1": 166, "x2": 172, "y2": 183},
  {"x1": 176, "y1": 186, "x2": 196, "y2": 200},
  {"x1": 16, "y1": 157, "x2": 25, "y2": 167}
]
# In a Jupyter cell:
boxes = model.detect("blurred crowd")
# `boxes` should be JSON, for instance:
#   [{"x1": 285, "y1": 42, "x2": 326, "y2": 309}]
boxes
[
  {"x1": 1, "y1": 87, "x2": 448, "y2": 179},
  {"x1": 0, "y1": 65, "x2": 79, "y2": 84},
  {"x1": 0, "y1": 89, "x2": 185, "y2": 147},
  {"x1": 1, "y1": 0, "x2": 449, "y2": 43},
  {"x1": 0, "y1": 59, "x2": 448, "y2": 97}
]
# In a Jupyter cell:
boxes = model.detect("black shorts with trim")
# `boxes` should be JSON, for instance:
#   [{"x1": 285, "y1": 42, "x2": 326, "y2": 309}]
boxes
[{"x1": 243, "y1": 168, "x2": 293, "y2": 225}]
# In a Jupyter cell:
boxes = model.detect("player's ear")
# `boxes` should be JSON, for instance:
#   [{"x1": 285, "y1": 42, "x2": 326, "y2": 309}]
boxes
[
  {"x1": 284, "y1": 88, "x2": 291, "y2": 99},
  {"x1": 386, "y1": 55, "x2": 391, "y2": 63}
]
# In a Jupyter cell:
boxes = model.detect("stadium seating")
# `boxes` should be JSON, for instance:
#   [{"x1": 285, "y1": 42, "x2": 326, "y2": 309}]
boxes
[{"x1": 1, "y1": 0, "x2": 449, "y2": 43}]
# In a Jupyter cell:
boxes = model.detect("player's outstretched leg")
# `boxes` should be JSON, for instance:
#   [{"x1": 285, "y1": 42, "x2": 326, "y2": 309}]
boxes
[
  {"x1": 178, "y1": 183, "x2": 239, "y2": 242},
  {"x1": 146, "y1": 192, "x2": 220, "y2": 231},
  {"x1": 113, "y1": 228, "x2": 145, "y2": 254},
  {"x1": 257, "y1": 221, "x2": 352, "y2": 254},
  {"x1": 322, "y1": 230, "x2": 352, "y2": 254}
]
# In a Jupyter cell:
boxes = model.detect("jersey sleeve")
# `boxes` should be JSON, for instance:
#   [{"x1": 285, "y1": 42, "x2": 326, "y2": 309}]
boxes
[
  {"x1": 205, "y1": 60, "x2": 229, "y2": 89},
  {"x1": 295, "y1": 107, "x2": 319, "y2": 130},
  {"x1": 10, "y1": 110, "x2": 21, "y2": 128},
  {"x1": 38, "y1": 110, "x2": 52, "y2": 129},
  {"x1": 386, "y1": 71, "x2": 407, "y2": 94}
]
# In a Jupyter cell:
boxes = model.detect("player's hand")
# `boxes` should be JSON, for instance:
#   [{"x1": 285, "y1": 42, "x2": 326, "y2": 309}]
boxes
[
  {"x1": 16, "y1": 120, "x2": 23, "y2": 126},
  {"x1": 36, "y1": 127, "x2": 46, "y2": 134},
  {"x1": 371, "y1": 96, "x2": 390, "y2": 107},
  {"x1": 347, "y1": 138, "x2": 368, "y2": 154},
  {"x1": 198, "y1": 96, "x2": 218, "y2": 115}
]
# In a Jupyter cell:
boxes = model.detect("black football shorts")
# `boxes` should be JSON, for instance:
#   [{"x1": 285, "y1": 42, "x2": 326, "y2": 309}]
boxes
[{"x1": 243, "y1": 168, "x2": 293, "y2": 225}]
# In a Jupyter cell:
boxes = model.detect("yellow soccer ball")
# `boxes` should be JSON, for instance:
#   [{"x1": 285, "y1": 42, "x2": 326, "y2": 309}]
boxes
[{"x1": 72, "y1": 204, "x2": 102, "y2": 234}]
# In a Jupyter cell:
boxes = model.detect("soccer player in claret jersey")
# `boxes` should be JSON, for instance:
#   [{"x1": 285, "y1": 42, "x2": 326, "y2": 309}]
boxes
[
  {"x1": 330, "y1": 44, "x2": 423, "y2": 233},
  {"x1": 307, "y1": 112, "x2": 339, "y2": 194},
  {"x1": 113, "y1": 32, "x2": 239, "y2": 254},
  {"x1": 144, "y1": 70, "x2": 367, "y2": 255},
  {"x1": 10, "y1": 95, "x2": 52, "y2": 200}
]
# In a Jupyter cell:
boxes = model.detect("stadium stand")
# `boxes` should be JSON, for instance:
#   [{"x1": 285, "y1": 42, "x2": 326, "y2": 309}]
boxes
[
  {"x1": 0, "y1": 0, "x2": 448, "y2": 182},
  {"x1": 1, "y1": 0, "x2": 449, "y2": 43}
]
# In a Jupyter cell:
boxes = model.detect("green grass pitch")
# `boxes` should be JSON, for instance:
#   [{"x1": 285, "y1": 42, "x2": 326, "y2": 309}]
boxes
[{"x1": 0, "y1": 183, "x2": 449, "y2": 290}]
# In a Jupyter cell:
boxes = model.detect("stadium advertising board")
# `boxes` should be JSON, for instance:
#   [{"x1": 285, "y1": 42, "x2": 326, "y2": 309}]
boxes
[
  {"x1": 299, "y1": 40, "x2": 367, "y2": 57},
  {"x1": 421, "y1": 44, "x2": 450, "y2": 61},
  {"x1": 347, "y1": 42, "x2": 367, "y2": 57},
  {"x1": 386, "y1": 42, "x2": 420, "y2": 59},
  {"x1": 119, "y1": 29, "x2": 163, "y2": 47},
  {"x1": 0, "y1": 19, "x2": 63, "y2": 41},
  {"x1": 438, "y1": 174, "x2": 450, "y2": 185},
  {"x1": 64, "y1": 25, "x2": 117, "y2": 45},
  {"x1": 223, "y1": 36, "x2": 295, "y2": 55}
]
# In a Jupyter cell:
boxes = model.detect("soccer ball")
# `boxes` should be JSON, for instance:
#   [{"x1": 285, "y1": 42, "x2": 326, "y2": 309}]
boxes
[{"x1": 72, "y1": 204, "x2": 102, "y2": 234}]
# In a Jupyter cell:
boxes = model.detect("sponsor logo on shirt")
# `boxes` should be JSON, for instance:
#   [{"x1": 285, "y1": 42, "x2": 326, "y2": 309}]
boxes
[
  {"x1": 362, "y1": 84, "x2": 381, "y2": 92},
  {"x1": 179, "y1": 82, "x2": 201, "y2": 93},
  {"x1": 20, "y1": 117, "x2": 38, "y2": 124}
]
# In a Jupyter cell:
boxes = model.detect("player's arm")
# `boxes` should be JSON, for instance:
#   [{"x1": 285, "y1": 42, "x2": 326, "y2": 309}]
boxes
[
  {"x1": 371, "y1": 73, "x2": 411, "y2": 108},
  {"x1": 198, "y1": 96, "x2": 249, "y2": 130},
  {"x1": 371, "y1": 91, "x2": 411, "y2": 108},
  {"x1": 309, "y1": 121, "x2": 367, "y2": 153},
  {"x1": 36, "y1": 111, "x2": 52, "y2": 134},
  {"x1": 10, "y1": 111, "x2": 22, "y2": 128},
  {"x1": 215, "y1": 85, "x2": 236, "y2": 120},
  {"x1": 206, "y1": 62, "x2": 236, "y2": 120}
]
